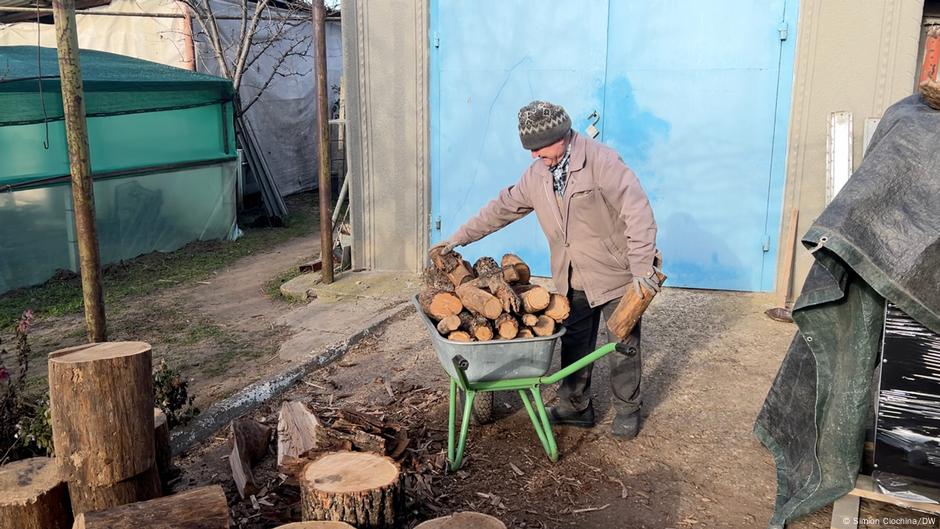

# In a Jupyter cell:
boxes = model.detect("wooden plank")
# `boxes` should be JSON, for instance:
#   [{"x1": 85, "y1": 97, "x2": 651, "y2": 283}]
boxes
[
  {"x1": 775, "y1": 208, "x2": 799, "y2": 308},
  {"x1": 848, "y1": 475, "x2": 940, "y2": 516},
  {"x1": 830, "y1": 493, "x2": 859, "y2": 529}
]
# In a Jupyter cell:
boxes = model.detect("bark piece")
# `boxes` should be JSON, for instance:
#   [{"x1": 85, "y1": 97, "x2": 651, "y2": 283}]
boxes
[
  {"x1": 72, "y1": 485, "x2": 229, "y2": 529},
  {"x1": 415, "y1": 512, "x2": 507, "y2": 529},
  {"x1": 921, "y1": 77, "x2": 940, "y2": 110},
  {"x1": 277, "y1": 401, "x2": 322, "y2": 478},
  {"x1": 531, "y1": 315, "x2": 556, "y2": 337},
  {"x1": 230, "y1": 418, "x2": 272, "y2": 499},
  {"x1": 455, "y1": 284, "x2": 502, "y2": 319},
  {"x1": 513, "y1": 285, "x2": 551, "y2": 313},
  {"x1": 447, "y1": 331, "x2": 472, "y2": 342},
  {"x1": 48, "y1": 342, "x2": 155, "y2": 487},
  {"x1": 418, "y1": 289, "x2": 462, "y2": 320},
  {"x1": 435, "y1": 314, "x2": 461, "y2": 334},
  {"x1": 429, "y1": 249, "x2": 475, "y2": 287},
  {"x1": 544, "y1": 293, "x2": 571, "y2": 323},
  {"x1": 494, "y1": 313, "x2": 519, "y2": 340},
  {"x1": 0, "y1": 457, "x2": 72, "y2": 529},
  {"x1": 501, "y1": 254, "x2": 530, "y2": 284},
  {"x1": 606, "y1": 270, "x2": 666, "y2": 341},
  {"x1": 68, "y1": 466, "x2": 162, "y2": 515},
  {"x1": 300, "y1": 452, "x2": 401, "y2": 528}
]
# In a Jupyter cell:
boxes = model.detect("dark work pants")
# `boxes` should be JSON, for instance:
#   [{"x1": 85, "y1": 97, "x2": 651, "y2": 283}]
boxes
[{"x1": 556, "y1": 289, "x2": 642, "y2": 415}]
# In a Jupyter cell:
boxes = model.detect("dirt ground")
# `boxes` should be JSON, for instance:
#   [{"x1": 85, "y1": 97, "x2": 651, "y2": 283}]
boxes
[{"x1": 175, "y1": 287, "x2": 935, "y2": 529}]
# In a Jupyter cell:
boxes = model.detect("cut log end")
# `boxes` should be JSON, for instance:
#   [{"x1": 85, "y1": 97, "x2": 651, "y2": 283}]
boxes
[
  {"x1": 436, "y1": 314, "x2": 461, "y2": 334},
  {"x1": 544, "y1": 293, "x2": 571, "y2": 323},
  {"x1": 300, "y1": 452, "x2": 401, "y2": 528},
  {"x1": 501, "y1": 254, "x2": 530, "y2": 284},
  {"x1": 514, "y1": 285, "x2": 550, "y2": 313},
  {"x1": 415, "y1": 512, "x2": 507, "y2": 529},
  {"x1": 517, "y1": 328, "x2": 535, "y2": 339},
  {"x1": 495, "y1": 314, "x2": 519, "y2": 340},
  {"x1": 0, "y1": 457, "x2": 72, "y2": 529},
  {"x1": 447, "y1": 331, "x2": 472, "y2": 342},
  {"x1": 532, "y1": 315, "x2": 556, "y2": 337}
]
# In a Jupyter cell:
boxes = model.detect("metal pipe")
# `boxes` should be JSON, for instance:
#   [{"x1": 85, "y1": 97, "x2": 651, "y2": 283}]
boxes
[
  {"x1": 52, "y1": 0, "x2": 107, "y2": 342},
  {"x1": 0, "y1": 5, "x2": 308, "y2": 19},
  {"x1": 181, "y1": 7, "x2": 196, "y2": 71},
  {"x1": 313, "y1": 0, "x2": 333, "y2": 284},
  {"x1": 331, "y1": 172, "x2": 348, "y2": 226}
]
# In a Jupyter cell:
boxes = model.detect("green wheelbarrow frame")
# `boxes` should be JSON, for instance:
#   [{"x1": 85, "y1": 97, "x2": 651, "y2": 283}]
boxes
[{"x1": 446, "y1": 342, "x2": 617, "y2": 470}]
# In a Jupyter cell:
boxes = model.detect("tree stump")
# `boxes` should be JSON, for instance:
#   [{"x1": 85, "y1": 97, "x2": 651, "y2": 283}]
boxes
[
  {"x1": 300, "y1": 451, "x2": 401, "y2": 528},
  {"x1": 153, "y1": 408, "x2": 173, "y2": 492},
  {"x1": 48, "y1": 342, "x2": 155, "y2": 487},
  {"x1": 72, "y1": 485, "x2": 229, "y2": 529},
  {"x1": 67, "y1": 465, "x2": 161, "y2": 515},
  {"x1": 273, "y1": 523, "x2": 356, "y2": 529},
  {"x1": 0, "y1": 457, "x2": 72, "y2": 529},
  {"x1": 414, "y1": 512, "x2": 506, "y2": 529}
]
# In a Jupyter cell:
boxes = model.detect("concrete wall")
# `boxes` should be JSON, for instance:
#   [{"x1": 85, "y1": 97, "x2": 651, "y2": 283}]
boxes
[
  {"x1": 777, "y1": 0, "x2": 924, "y2": 303},
  {"x1": 342, "y1": 0, "x2": 430, "y2": 273}
]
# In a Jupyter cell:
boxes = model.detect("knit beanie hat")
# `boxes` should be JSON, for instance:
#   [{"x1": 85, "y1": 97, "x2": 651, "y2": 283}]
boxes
[{"x1": 518, "y1": 100, "x2": 572, "y2": 150}]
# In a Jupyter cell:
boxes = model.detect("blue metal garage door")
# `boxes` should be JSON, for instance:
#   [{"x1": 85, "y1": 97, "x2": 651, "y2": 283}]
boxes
[{"x1": 430, "y1": 0, "x2": 798, "y2": 292}]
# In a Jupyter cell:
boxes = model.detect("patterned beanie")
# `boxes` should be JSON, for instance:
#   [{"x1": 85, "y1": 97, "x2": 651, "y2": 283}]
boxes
[{"x1": 518, "y1": 100, "x2": 572, "y2": 150}]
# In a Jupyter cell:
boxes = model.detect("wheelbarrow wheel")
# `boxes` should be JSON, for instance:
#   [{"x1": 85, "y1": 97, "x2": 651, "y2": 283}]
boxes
[{"x1": 459, "y1": 390, "x2": 495, "y2": 425}]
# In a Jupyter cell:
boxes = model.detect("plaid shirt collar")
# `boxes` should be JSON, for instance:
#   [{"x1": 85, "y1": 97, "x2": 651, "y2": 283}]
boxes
[{"x1": 550, "y1": 138, "x2": 573, "y2": 195}]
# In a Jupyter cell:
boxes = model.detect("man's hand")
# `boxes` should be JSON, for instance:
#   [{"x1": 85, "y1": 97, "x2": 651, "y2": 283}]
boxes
[
  {"x1": 632, "y1": 267, "x2": 663, "y2": 299},
  {"x1": 429, "y1": 240, "x2": 458, "y2": 256}
]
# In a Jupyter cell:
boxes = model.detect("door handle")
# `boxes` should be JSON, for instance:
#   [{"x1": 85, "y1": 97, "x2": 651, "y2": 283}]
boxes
[{"x1": 586, "y1": 110, "x2": 600, "y2": 139}]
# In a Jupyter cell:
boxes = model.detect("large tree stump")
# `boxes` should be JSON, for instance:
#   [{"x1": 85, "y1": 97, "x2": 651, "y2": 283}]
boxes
[
  {"x1": 48, "y1": 342, "x2": 155, "y2": 487},
  {"x1": 0, "y1": 457, "x2": 72, "y2": 529},
  {"x1": 67, "y1": 466, "x2": 161, "y2": 515},
  {"x1": 300, "y1": 452, "x2": 401, "y2": 528},
  {"x1": 415, "y1": 512, "x2": 506, "y2": 529},
  {"x1": 606, "y1": 270, "x2": 666, "y2": 341},
  {"x1": 72, "y1": 485, "x2": 229, "y2": 529}
]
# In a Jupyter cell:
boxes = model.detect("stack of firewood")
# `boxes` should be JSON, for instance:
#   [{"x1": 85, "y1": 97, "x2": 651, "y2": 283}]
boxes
[{"x1": 420, "y1": 249, "x2": 570, "y2": 341}]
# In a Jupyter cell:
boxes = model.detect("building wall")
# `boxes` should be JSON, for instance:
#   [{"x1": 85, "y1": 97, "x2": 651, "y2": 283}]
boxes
[
  {"x1": 342, "y1": 0, "x2": 430, "y2": 272},
  {"x1": 777, "y1": 0, "x2": 924, "y2": 303}
]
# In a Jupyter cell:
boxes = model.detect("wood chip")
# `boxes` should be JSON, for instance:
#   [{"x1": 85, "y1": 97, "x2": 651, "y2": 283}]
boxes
[
  {"x1": 384, "y1": 380, "x2": 395, "y2": 398},
  {"x1": 250, "y1": 495, "x2": 260, "y2": 510},
  {"x1": 608, "y1": 476, "x2": 628, "y2": 499},
  {"x1": 572, "y1": 504, "x2": 610, "y2": 514},
  {"x1": 509, "y1": 463, "x2": 525, "y2": 476}
]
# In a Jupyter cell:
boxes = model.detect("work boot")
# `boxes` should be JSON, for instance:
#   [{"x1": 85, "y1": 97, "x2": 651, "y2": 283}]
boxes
[
  {"x1": 611, "y1": 410, "x2": 640, "y2": 439},
  {"x1": 545, "y1": 403, "x2": 595, "y2": 427}
]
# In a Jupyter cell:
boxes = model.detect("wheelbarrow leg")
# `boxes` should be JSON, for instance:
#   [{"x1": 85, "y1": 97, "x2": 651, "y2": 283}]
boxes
[
  {"x1": 518, "y1": 386, "x2": 559, "y2": 462},
  {"x1": 448, "y1": 378, "x2": 457, "y2": 465},
  {"x1": 451, "y1": 388, "x2": 476, "y2": 471}
]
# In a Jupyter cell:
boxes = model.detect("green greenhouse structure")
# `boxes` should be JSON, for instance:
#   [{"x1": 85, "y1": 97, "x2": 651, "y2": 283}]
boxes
[{"x1": 0, "y1": 46, "x2": 238, "y2": 293}]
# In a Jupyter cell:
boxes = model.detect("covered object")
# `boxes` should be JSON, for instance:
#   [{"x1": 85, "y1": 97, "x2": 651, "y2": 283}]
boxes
[{"x1": 0, "y1": 45, "x2": 237, "y2": 293}]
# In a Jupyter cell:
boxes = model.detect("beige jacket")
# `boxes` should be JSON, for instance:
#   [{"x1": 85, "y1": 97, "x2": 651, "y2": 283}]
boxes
[{"x1": 451, "y1": 132, "x2": 658, "y2": 307}]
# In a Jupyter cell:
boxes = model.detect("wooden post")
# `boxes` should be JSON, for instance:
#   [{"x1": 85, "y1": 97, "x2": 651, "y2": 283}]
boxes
[
  {"x1": 52, "y1": 0, "x2": 107, "y2": 342},
  {"x1": 0, "y1": 457, "x2": 72, "y2": 529},
  {"x1": 313, "y1": 0, "x2": 333, "y2": 284}
]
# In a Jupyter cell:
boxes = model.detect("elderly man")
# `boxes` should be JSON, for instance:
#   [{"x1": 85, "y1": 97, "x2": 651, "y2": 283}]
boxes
[{"x1": 431, "y1": 100, "x2": 661, "y2": 439}]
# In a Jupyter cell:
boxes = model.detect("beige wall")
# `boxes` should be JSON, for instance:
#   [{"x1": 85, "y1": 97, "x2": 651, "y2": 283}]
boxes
[
  {"x1": 342, "y1": 0, "x2": 430, "y2": 273},
  {"x1": 778, "y1": 0, "x2": 924, "y2": 302}
]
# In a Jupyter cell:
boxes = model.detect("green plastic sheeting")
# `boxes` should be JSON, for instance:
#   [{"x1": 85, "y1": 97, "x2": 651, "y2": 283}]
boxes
[
  {"x1": 0, "y1": 45, "x2": 234, "y2": 126},
  {"x1": 0, "y1": 161, "x2": 237, "y2": 293}
]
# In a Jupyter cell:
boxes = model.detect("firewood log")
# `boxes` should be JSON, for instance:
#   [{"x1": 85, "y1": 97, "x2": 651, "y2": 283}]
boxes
[
  {"x1": 429, "y1": 249, "x2": 475, "y2": 287},
  {"x1": 418, "y1": 289, "x2": 463, "y2": 320},
  {"x1": 494, "y1": 313, "x2": 519, "y2": 340},
  {"x1": 465, "y1": 257, "x2": 521, "y2": 313},
  {"x1": 415, "y1": 512, "x2": 507, "y2": 529},
  {"x1": 531, "y1": 315, "x2": 555, "y2": 337},
  {"x1": 517, "y1": 328, "x2": 535, "y2": 339},
  {"x1": 472, "y1": 256, "x2": 502, "y2": 277},
  {"x1": 435, "y1": 314, "x2": 461, "y2": 334},
  {"x1": 72, "y1": 485, "x2": 229, "y2": 529},
  {"x1": 605, "y1": 269, "x2": 666, "y2": 341},
  {"x1": 458, "y1": 312, "x2": 493, "y2": 341},
  {"x1": 447, "y1": 331, "x2": 472, "y2": 342},
  {"x1": 501, "y1": 254, "x2": 530, "y2": 284},
  {"x1": 520, "y1": 314, "x2": 539, "y2": 327},
  {"x1": 455, "y1": 284, "x2": 502, "y2": 319},
  {"x1": 229, "y1": 418, "x2": 272, "y2": 499},
  {"x1": 544, "y1": 293, "x2": 571, "y2": 322},
  {"x1": 501, "y1": 265, "x2": 521, "y2": 283},
  {"x1": 513, "y1": 284, "x2": 550, "y2": 312},
  {"x1": 0, "y1": 457, "x2": 71, "y2": 529},
  {"x1": 277, "y1": 401, "x2": 322, "y2": 478},
  {"x1": 422, "y1": 265, "x2": 454, "y2": 292}
]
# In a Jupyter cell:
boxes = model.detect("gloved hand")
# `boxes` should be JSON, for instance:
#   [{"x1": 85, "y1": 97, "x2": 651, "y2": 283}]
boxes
[
  {"x1": 429, "y1": 239, "x2": 458, "y2": 256},
  {"x1": 632, "y1": 267, "x2": 663, "y2": 299}
]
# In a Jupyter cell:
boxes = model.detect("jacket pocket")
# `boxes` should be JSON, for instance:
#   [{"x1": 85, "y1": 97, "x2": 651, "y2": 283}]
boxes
[{"x1": 601, "y1": 237, "x2": 628, "y2": 269}]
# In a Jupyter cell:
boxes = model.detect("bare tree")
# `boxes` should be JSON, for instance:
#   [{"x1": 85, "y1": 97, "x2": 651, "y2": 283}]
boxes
[{"x1": 179, "y1": 0, "x2": 314, "y2": 115}]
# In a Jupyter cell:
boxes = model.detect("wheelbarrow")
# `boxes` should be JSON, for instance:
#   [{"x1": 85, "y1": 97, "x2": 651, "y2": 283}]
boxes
[{"x1": 412, "y1": 295, "x2": 620, "y2": 470}]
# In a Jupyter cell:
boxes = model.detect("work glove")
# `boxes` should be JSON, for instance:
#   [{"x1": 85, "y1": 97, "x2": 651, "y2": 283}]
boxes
[
  {"x1": 429, "y1": 239, "x2": 458, "y2": 256},
  {"x1": 632, "y1": 266, "x2": 663, "y2": 299}
]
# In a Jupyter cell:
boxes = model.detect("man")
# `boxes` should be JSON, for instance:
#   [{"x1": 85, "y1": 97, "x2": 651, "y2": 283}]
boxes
[{"x1": 431, "y1": 100, "x2": 661, "y2": 439}]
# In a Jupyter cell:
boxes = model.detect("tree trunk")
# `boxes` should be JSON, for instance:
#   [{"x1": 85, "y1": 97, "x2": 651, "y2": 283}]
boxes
[
  {"x1": 500, "y1": 254, "x2": 530, "y2": 284},
  {"x1": 606, "y1": 270, "x2": 666, "y2": 341},
  {"x1": 455, "y1": 284, "x2": 502, "y2": 319},
  {"x1": 300, "y1": 452, "x2": 401, "y2": 528},
  {"x1": 418, "y1": 289, "x2": 462, "y2": 320},
  {"x1": 0, "y1": 457, "x2": 72, "y2": 529},
  {"x1": 435, "y1": 314, "x2": 461, "y2": 334},
  {"x1": 531, "y1": 315, "x2": 556, "y2": 337},
  {"x1": 229, "y1": 418, "x2": 272, "y2": 499},
  {"x1": 494, "y1": 314, "x2": 519, "y2": 340},
  {"x1": 72, "y1": 485, "x2": 229, "y2": 529},
  {"x1": 513, "y1": 285, "x2": 550, "y2": 313},
  {"x1": 48, "y1": 342, "x2": 155, "y2": 486},
  {"x1": 414, "y1": 512, "x2": 507, "y2": 529},
  {"x1": 153, "y1": 408, "x2": 173, "y2": 493},
  {"x1": 68, "y1": 466, "x2": 162, "y2": 515},
  {"x1": 277, "y1": 401, "x2": 322, "y2": 479},
  {"x1": 447, "y1": 331, "x2": 472, "y2": 342},
  {"x1": 544, "y1": 293, "x2": 571, "y2": 322}
]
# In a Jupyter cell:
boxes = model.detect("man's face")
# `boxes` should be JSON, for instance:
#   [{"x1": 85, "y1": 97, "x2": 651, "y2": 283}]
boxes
[{"x1": 530, "y1": 135, "x2": 567, "y2": 167}]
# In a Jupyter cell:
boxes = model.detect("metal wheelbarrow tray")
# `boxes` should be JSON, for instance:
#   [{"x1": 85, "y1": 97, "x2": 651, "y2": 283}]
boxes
[{"x1": 412, "y1": 295, "x2": 618, "y2": 469}]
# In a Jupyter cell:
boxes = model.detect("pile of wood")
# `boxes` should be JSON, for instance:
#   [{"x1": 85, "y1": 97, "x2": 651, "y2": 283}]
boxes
[{"x1": 421, "y1": 250, "x2": 569, "y2": 341}]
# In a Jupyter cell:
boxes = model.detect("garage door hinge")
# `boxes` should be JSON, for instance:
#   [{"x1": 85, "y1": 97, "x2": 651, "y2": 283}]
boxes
[
  {"x1": 435, "y1": 216, "x2": 441, "y2": 231},
  {"x1": 433, "y1": 32, "x2": 440, "y2": 48},
  {"x1": 762, "y1": 236, "x2": 771, "y2": 252},
  {"x1": 778, "y1": 22, "x2": 789, "y2": 41}
]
